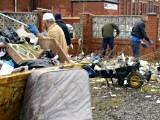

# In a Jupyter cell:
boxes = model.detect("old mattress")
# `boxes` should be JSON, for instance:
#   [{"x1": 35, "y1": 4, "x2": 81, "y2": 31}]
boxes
[{"x1": 20, "y1": 68, "x2": 92, "y2": 120}]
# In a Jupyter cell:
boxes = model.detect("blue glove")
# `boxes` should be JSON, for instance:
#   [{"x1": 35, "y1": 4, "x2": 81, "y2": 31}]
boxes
[
  {"x1": 41, "y1": 32, "x2": 47, "y2": 36},
  {"x1": 149, "y1": 40, "x2": 154, "y2": 45},
  {"x1": 141, "y1": 43, "x2": 147, "y2": 48},
  {"x1": 28, "y1": 24, "x2": 39, "y2": 36}
]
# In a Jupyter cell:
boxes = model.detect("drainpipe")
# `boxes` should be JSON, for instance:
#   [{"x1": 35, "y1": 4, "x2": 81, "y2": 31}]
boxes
[{"x1": 15, "y1": 0, "x2": 17, "y2": 12}]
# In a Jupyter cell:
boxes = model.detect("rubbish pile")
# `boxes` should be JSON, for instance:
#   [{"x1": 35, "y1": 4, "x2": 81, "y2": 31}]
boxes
[
  {"x1": 72, "y1": 52, "x2": 160, "y2": 88},
  {"x1": 0, "y1": 25, "x2": 160, "y2": 88},
  {"x1": 0, "y1": 26, "x2": 61, "y2": 76}
]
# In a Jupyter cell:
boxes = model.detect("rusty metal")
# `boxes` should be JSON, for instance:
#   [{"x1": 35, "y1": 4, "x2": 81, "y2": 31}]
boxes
[{"x1": 0, "y1": 71, "x2": 31, "y2": 120}]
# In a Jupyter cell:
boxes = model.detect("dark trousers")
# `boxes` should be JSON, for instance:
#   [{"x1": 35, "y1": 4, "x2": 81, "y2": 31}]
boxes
[
  {"x1": 131, "y1": 41, "x2": 141, "y2": 58},
  {"x1": 101, "y1": 36, "x2": 114, "y2": 58},
  {"x1": 130, "y1": 35, "x2": 141, "y2": 59}
]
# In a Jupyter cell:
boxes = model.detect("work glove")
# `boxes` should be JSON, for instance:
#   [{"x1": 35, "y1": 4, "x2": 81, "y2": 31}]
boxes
[
  {"x1": 141, "y1": 43, "x2": 147, "y2": 48},
  {"x1": 28, "y1": 24, "x2": 39, "y2": 36},
  {"x1": 141, "y1": 41, "x2": 147, "y2": 48}
]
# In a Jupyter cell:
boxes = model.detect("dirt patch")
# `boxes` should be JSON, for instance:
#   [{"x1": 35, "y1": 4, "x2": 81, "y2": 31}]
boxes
[{"x1": 91, "y1": 78, "x2": 160, "y2": 120}]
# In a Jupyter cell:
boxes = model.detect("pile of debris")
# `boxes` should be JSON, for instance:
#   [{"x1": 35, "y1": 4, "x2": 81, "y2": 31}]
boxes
[
  {"x1": 0, "y1": 24, "x2": 160, "y2": 89},
  {"x1": 0, "y1": 26, "x2": 61, "y2": 76},
  {"x1": 72, "y1": 52, "x2": 160, "y2": 88}
]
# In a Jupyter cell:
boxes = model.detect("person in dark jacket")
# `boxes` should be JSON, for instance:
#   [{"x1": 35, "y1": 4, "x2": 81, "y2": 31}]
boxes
[
  {"x1": 54, "y1": 13, "x2": 73, "y2": 49},
  {"x1": 131, "y1": 18, "x2": 152, "y2": 59},
  {"x1": 101, "y1": 23, "x2": 120, "y2": 59}
]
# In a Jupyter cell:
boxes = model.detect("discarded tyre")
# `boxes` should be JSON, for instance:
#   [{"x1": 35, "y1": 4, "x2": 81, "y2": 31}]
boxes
[{"x1": 128, "y1": 71, "x2": 143, "y2": 88}]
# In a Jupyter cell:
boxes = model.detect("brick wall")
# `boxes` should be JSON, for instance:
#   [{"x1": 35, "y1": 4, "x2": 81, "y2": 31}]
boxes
[
  {"x1": 17, "y1": 0, "x2": 30, "y2": 12},
  {"x1": 0, "y1": 0, "x2": 160, "y2": 16},
  {"x1": 0, "y1": 0, "x2": 30, "y2": 12},
  {"x1": 38, "y1": 0, "x2": 71, "y2": 16},
  {"x1": 0, "y1": 0, "x2": 15, "y2": 12},
  {"x1": 81, "y1": 13, "x2": 159, "y2": 61},
  {"x1": 71, "y1": 2, "x2": 118, "y2": 16},
  {"x1": 0, "y1": 1, "x2": 118, "y2": 16},
  {"x1": 119, "y1": 0, "x2": 160, "y2": 15}
]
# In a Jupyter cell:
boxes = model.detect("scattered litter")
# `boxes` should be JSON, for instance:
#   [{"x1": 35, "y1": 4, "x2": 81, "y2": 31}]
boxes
[
  {"x1": 93, "y1": 87, "x2": 101, "y2": 90},
  {"x1": 151, "y1": 89, "x2": 156, "y2": 92},
  {"x1": 115, "y1": 87, "x2": 121, "y2": 90},
  {"x1": 145, "y1": 95, "x2": 152, "y2": 98},
  {"x1": 111, "y1": 94, "x2": 117, "y2": 97},
  {"x1": 91, "y1": 107, "x2": 96, "y2": 110},
  {"x1": 101, "y1": 96, "x2": 108, "y2": 98},
  {"x1": 0, "y1": 61, "x2": 14, "y2": 75},
  {"x1": 156, "y1": 99, "x2": 160, "y2": 103}
]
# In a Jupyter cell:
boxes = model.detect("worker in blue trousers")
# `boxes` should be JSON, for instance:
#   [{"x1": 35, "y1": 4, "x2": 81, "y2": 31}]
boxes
[{"x1": 130, "y1": 17, "x2": 154, "y2": 59}]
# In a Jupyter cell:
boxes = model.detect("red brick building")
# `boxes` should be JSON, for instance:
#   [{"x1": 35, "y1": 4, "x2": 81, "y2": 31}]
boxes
[
  {"x1": 119, "y1": 0, "x2": 160, "y2": 15},
  {"x1": 0, "y1": 0, "x2": 118, "y2": 16},
  {"x1": 1, "y1": 0, "x2": 159, "y2": 16},
  {"x1": 70, "y1": 0, "x2": 119, "y2": 16}
]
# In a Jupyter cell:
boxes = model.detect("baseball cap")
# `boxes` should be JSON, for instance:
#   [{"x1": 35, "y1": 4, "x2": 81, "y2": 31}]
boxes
[{"x1": 43, "y1": 13, "x2": 55, "y2": 21}]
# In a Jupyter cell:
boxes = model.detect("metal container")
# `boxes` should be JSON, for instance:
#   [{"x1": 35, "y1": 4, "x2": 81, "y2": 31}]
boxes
[{"x1": 0, "y1": 71, "x2": 31, "y2": 120}]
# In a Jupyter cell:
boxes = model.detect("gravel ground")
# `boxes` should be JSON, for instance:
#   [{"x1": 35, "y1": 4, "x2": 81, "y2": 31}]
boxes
[
  {"x1": 91, "y1": 79, "x2": 160, "y2": 120},
  {"x1": 105, "y1": 93, "x2": 160, "y2": 120}
]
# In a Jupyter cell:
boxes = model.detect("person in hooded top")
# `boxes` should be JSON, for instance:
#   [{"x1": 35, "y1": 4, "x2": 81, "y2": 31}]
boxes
[
  {"x1": 130, "y1": 17, "x2": 153, "y2": 59},
  {"x1": 54, "y1": 13, "x2": 73, "y2": 49}
]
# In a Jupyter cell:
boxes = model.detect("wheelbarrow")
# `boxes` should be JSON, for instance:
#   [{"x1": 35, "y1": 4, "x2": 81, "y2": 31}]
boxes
[{"x1": 83, "y1": 63, "x2": 151, "y2": 88}]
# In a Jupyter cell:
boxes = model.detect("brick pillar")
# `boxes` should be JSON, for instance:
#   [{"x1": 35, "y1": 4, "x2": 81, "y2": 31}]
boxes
[
  {"x1": 81, "y1": 13, "x2": 93, "y2": 54},
  {"x1": 146, "y1": 13, "x2": 158, "y2": 49},
  {"x1": 144, "y1": 13, "x2": 158, "y2": 60},
  {"x1": 118, "y1": 0, "x2": 124, "y2": 15}
]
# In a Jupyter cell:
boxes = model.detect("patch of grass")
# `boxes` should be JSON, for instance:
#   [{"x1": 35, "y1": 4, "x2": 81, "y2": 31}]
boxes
[
  {"x1": 127, "y1": 89, "x2": 133, "y2": 94},
  {"x1": 139, "y1": 87, "x2": 160, "y2": 94}
]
